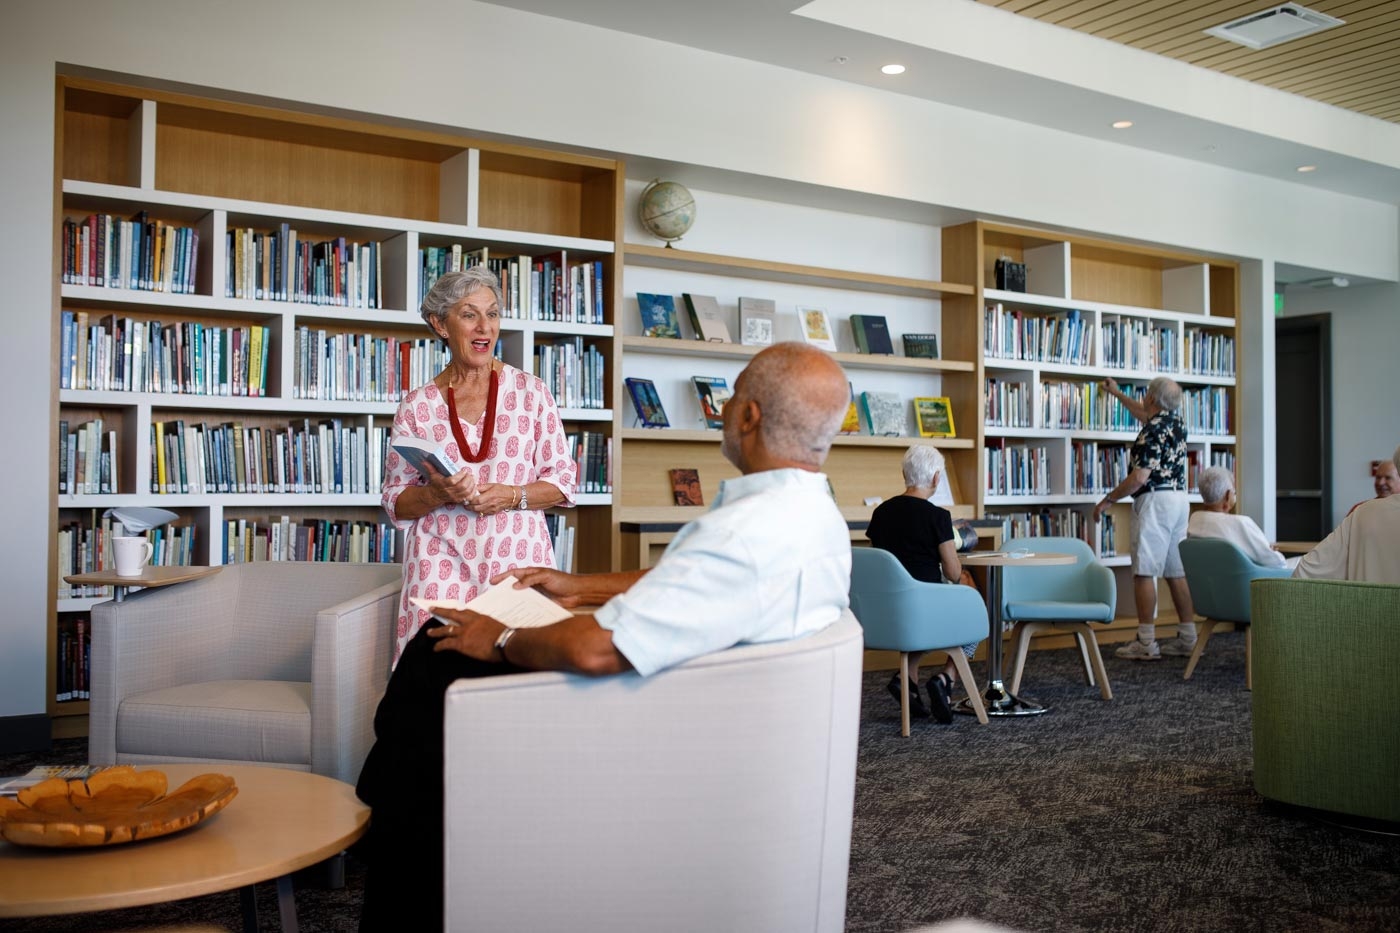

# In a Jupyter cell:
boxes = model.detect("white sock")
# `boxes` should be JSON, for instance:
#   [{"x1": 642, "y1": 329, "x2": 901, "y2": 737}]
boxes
[
  {"x1": 1176, "y1": 624, "x2": 1197, "y2": 645},
  {"x1": 1138, "y1": 624, "x2": 1156, "y2": 644}
]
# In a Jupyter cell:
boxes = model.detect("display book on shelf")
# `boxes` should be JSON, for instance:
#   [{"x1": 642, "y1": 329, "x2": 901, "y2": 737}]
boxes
[
  {"x1": 956, "y1": 220, "x2": 1239, "y2": 564},
  {"x1": 50, "y1": 77, "x2": 624, "y2": 724}
]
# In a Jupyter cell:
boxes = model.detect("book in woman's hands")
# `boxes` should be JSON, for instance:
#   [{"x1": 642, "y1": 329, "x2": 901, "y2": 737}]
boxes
[
  {"x1": 392, "y1": 437, "x2": 461, "y2": 476},
  {"x1": 410, "y1": 576, "x2": 571, "y2": 628}
]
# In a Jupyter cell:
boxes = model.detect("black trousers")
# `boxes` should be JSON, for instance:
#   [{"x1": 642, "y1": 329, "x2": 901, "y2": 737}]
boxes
[{"x1": 355, "y1": 624, "x2": 522, "y2": 932}]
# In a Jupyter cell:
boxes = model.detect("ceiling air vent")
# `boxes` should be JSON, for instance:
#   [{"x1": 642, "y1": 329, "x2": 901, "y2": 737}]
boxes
[{"x1": 1204, "y1": 3, "x2": 1344, "y2": 50}]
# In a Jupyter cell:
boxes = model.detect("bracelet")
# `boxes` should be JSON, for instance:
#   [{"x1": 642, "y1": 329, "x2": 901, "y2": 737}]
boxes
[
  {"x1": 510, "y1": 486, "x2": 520, "y2": 509},
  {"x1": 493, "y1": 626, "x2": 517, "y2": 662}
]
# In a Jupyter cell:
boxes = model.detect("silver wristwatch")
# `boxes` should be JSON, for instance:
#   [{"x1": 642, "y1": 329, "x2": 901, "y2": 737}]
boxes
[{"x1": 518, "y1": 485, "x2": 529, "y2": 510}]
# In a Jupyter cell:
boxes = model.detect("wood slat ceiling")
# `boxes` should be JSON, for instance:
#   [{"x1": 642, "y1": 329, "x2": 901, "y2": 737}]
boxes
[{"x1": 976, "y1": 0, "x2": 1400, "y2": 123}]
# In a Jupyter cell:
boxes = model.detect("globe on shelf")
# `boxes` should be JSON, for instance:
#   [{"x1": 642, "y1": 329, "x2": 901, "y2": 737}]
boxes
[{"x1": 638, "y1": 179, "x2": 695, "y2": 248}]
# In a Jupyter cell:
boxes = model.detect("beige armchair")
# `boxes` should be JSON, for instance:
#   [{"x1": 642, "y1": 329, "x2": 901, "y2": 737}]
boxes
[
  {"x1": 442, "y1": 612, "x2": 864, "y2": 933},
  {"x1": 90, "y1": 561, "x2": 401, "y2": 785}
]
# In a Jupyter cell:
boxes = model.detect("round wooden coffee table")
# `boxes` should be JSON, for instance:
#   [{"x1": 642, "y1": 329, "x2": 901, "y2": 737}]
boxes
[{"x1": 0, "y1": 764, "x2": 368, "y2": 930}]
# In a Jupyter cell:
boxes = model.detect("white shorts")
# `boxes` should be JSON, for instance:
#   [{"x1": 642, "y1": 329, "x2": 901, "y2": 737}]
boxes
[{"x1": 1130, "y1": 491, "x2": 1189, "y2": 578}]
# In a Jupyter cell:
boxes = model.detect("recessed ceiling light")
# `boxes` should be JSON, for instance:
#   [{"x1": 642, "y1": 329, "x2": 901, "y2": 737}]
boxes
[
  {"x1": 881, "y1": 64, "x2": 905, "y2": 75},
  {"x1": 1296, "y1": 164, "x2": 1318, "y2": 172},
  {"x1": 1111, "y1": 120, "x2": 1134, "y2": 129}
]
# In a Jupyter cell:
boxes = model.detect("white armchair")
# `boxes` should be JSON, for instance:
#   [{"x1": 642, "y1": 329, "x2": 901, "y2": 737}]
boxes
[
  {"x1": 89, "y1": 561, "x2": 402, "y2": 784},
  {"x1": 442, "y1": 611, "x2": 864, "y2": 933}
]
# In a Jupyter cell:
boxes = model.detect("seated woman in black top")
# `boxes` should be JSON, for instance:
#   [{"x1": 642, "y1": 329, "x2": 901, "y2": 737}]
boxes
[{"x1": 866, "y1": 444, "x2": 980, "y2": 723}]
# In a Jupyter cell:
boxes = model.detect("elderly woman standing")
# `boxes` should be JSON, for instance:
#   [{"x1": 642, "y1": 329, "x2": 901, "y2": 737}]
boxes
[
  {"x1": 1092, "y1": 375, "x2": 1196, "y2": 660},
  {"x1": 382, "y1": 267, "x2": 576, "y2": 664}
]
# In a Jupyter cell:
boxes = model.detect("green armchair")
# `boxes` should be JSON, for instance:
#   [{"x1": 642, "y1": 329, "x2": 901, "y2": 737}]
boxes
[{"x1": 1251, "y1": 578, "x2": 1400, "y2": 825}]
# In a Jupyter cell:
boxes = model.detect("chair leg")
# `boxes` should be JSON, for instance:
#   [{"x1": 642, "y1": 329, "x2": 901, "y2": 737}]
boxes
[
  {"x1": 1074, "y1": 629, "x2": 1096, "y2": 687},
  {"x1": 899, "y1": 652, "x2": 912, "y2": 738},
  {"x1": 950, "y1": 651, "x2": 988, "y2": 725},
  {"x1": 1007, "y1": 622, "x2": 1037, "y2": 695},
  {"x1": 1077, "y1": 624, "x2": 1113, "y2": 701},
  {"x1": 1245, "y1": 624, "x2": 1252, "y2": 691},
  {"x1": 1183, "y1": 621, "x2": 1216, "y2": 680}
]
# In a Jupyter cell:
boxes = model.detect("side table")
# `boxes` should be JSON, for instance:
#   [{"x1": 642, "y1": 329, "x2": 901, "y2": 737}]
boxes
[{"x1": 63, "y1": 565, "x2": 222, "y2": 603}]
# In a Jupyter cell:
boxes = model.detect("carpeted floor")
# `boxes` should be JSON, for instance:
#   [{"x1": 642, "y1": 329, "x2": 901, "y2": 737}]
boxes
[{"x1": 2, "y1": 632, "x2": 1397, "y2": 932}]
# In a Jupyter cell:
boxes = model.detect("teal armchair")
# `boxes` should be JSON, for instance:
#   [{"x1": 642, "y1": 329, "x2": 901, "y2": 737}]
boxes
[
  {"x1": 849, "y1": 547, "x2": 989, "y2": 736},
  {"x1": 1001, "y1": 536, "x2": 1116, "y2": 701},
  {"x1": 1251, "y1": 578, "x2": 1400, "y2": 825},
  {"x1": 1178, "y1": 537, "x2": 1292, "y2": 687}
]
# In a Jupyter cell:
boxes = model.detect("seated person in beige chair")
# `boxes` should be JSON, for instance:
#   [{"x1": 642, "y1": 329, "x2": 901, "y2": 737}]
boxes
[
  {"x1": 1294, "y1": 444, "x2": 1400, "y2": 584},
  {"x1": 355, "y1": 342, "x2": 854, "y2": 932},
  {"x1": 1187, "y1": 466, "x2": 1297, "y2": 569}
]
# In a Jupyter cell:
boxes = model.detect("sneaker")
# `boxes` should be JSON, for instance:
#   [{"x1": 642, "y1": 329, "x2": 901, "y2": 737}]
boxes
[
  {"x1": 1115, "y1": 639, "x2": 1162, "y2": 661},
  {"x1": 926, "y1": 673, "x2": 954, "y2": 724},
  {"x1": 887, "y1": 673, "x2": 928, "y2": 718},
  {"x1": 1158, "y1": 636, "x2": 1198, "y2": 657}
]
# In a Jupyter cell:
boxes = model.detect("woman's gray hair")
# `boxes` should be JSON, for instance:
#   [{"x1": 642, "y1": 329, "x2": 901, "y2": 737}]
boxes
[
  {"x1": 1146, "y1": 376, "x2": 1183, "y2": 412},
  {"x1": 902, "y1": 445, "x2": 946, "y2": 489},
  {"x1": 1197, "y1": 466, "x2": 1235, "y2": 505},
  {"x1": 420, "y1": 267, "x2": 503, "y2": 332}
]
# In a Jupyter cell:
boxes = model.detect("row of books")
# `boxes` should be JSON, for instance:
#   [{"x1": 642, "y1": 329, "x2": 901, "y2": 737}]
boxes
[
  {"x1": 57, "y1": 511, "x2": 198, "y2": 597},
  {"x1": 534, "y1": 337, "x2": 606, "y2": 410},
  {"x1": 568, "y1": 431, "x2": 612, "y2": 494},
  {"x1": 985, "y1": 442, "x2": 1051, "y2": 496},
  {"x1": 984, "y1": 305, "x2": 1091, "y2": 366},
  {"x1": 1071, "y1": 441, "x2": 1132, "y2": 494},
  {"x1": 291, "y1": 328, "x2": 450, "y2": 402},
  {"x1": 421, "y1": 247, "x2": 606, "y2": 324},
  {"x1": 1181, "y1": 387, "x2": 1232, "y2": 435},
  {"x1": 990, "y1": 510, "x2": 1117, "y2": 558},
  {"x1": 1184, "y1": 328, "x2": 1235, "y2": 377},
  {"x1": 225, "y1": 226, "x2": 383, "y2": 309},
  {"x1": 55, "y1": 616, "x2": 90, "y2": 702},
  {"x1": 222, "y1": 516, "x2": 398, "y2": 564},
  {"x1": 544, "y1": 513, "x2": 575, "y2": 573},
  {"x1": 1186, "y1": 450, "x2": 1237, "y2": 491},
  {"x1": 58, "y1": 419, "x2": 117, "y2": 495},
  {"x1": 60, "y1": 212, "x2": 201, "y2": 294},
  {"x1": 148, "y1": 419, "x2": 389, "y2": 496},
  {"x1": 985, "y1": 378, "x2": 1033, "y2": 428},
  {"x1": 1040, "y1": 380, "x2": 1143, "y2": 432},
  {"x1": 61, "y1": 312, "x2": 271, "y2": 397},
  {"x1": 1100, "y1": 318, "x2": 1176, "y2": 372}
]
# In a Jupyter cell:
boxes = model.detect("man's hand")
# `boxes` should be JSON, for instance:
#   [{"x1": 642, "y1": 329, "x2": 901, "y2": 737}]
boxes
[
  {"x1": 493, "y1": 566, "x2": 587, "y2": 607},
  {"x1": 1103, "y1": 376, "x2": 1120, "y2": 395},
  {"x1": 1092, "y1": 498, "x2": 1110, "y2": 522},
  {"x1": 426, "y1": 607, "x2": 508, "y2": 661}
]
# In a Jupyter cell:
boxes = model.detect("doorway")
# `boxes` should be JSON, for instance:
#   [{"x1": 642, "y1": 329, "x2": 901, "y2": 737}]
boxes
[{"x1": 1274, "y1": 313, "x2": 1331, "y2": 540}]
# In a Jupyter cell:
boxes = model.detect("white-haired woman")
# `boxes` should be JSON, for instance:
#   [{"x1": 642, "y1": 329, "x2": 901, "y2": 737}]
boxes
[
  {"x1": 1186, "y1": 466, "x2": 1290, "y2": 568},
  {"x1": 1092, "y1": 375, "x2": 1195, "y2": 660},
  {"x1": 865, "y1": 444, "x2": 979, "y2": 723},
  {"x1": 380, "y1": 268, "x2": 577, "y2": 666}
]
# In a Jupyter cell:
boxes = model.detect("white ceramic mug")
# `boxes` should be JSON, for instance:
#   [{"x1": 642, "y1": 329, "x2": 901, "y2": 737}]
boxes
[{"x1": 112, "y1": 536, "x2": 154, "y2": 577}]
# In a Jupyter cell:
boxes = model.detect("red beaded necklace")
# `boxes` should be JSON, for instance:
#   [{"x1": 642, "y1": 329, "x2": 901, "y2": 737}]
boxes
[{"x1": 443, "y1": 368, "x2": 500, "y2": 464}]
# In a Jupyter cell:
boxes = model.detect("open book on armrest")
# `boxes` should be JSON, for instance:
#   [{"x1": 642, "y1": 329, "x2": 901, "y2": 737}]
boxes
[{"x1": 410, "y1": 576, "x2": 572, "y2": 628}]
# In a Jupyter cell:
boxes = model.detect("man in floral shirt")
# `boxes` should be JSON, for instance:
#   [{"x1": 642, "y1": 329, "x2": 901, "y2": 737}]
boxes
[{"x1": 1092, "y1": 376, "x2": 1197, "y2": 660}]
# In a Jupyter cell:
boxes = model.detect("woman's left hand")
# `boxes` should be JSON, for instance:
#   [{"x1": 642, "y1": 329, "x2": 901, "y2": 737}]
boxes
[{"x1": 469, "y1": 482, "x2": 524, "y2": 515}]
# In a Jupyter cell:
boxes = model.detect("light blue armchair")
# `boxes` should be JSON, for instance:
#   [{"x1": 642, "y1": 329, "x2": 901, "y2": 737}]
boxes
[
  {"x1": 1177, "y1": 536, "x2": 1292, "y2": 687},
  {"x1": 1001, "y1": 536, "x2": 1117, "y2": 701},
  {"x1": 849, "y1": 547, "x2": 988, "y2": 736}
]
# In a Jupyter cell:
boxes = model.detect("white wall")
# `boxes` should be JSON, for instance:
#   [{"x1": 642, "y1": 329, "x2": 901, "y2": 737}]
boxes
[
  {"x1": 2, "y1": 0, "x2": 1398, "y2": 722},
  {"x1": 1280, "y1": 282, "x2": 1400, "y2": 527}
]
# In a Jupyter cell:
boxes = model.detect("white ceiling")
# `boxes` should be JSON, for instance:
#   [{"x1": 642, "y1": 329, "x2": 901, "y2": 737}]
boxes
[{"x1": 480, "y1": 0, "x2": 1400, "y2": 212}]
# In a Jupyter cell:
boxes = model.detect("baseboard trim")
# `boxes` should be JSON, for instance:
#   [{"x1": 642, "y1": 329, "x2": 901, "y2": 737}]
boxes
[{"x1": 0, "y1": 714, "x2": 52, "y2": 755}]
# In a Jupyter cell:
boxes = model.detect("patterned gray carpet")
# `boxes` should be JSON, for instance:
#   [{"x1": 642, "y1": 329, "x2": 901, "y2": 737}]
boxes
[{"x1": 2, "y1": 632, "x2": 1397, "y2": 932}]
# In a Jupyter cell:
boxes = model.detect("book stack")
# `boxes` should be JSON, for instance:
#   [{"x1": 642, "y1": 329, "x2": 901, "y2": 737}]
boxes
[
  {"x1": 535, "y1": 337, "x2": 607, "y2": 410},
  {"x1": 1182, "y1": 387, "x2": 1231, "y2": 435},
  {"x1": 61, "y1": 212, "x2": 200, "y2": 294},
  {"x1": 60, "y1": 313, "x2": 271, "y2": 397},
  {"x1": 226, "y1": 226, "x2": 382, "y2": 309},
  {"x1": 568, "y1": 431, "x2": 612, "y2": 493},
  {"x1": 293, "y1": 328, "x2": 430, "y2": 402},
  {"x1": 55, "y1": 615, "x2": 90, "y2": 702},
  {"x1": 58, "y1": 418, "x2": 117, "y2": 495},
  {"x1": 545, "y1": 513, "x2": 575, "y2": 573},
  {"x1": 222, "y1": 516, "x2": 398, "y2": 564},
  {"x1": 1070, "y1": 441, "x2": 1130, "y2": 494},
  {"x1": 985, "y1": 441, "x2": 1050, "y2": 496}
]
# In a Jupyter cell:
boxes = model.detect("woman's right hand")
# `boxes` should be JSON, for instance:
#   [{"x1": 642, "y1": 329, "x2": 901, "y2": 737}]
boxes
[{"x1": 424, "y1": 463, "x2": 477, "y2": 507}]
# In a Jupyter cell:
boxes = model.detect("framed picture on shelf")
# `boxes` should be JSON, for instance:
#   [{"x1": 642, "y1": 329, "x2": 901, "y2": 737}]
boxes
[
  {"x1": 690, "y1": 375, "x2": 731, "y2": 429},
  {"x1": 669, "y1": 468, "x2": 704, "y2": 506},
  {"x1": 624, "y1": 377, "x2": 670, "y2": 428},
  {"x1": 797, "y1": 306, "x2": 837, "y2": 352},
  {"x1": 860, "y1": 391, "x2": 905, "y2": 437},
  {"x1": 913, "y1": 396, "x2": 956, "y2": 438},
  {"x1": 739, "y1": 297, "x2": 776, "y2": 347},
  {"x1": 636, "y1": 293, "x2": 681, "y2": 339}
]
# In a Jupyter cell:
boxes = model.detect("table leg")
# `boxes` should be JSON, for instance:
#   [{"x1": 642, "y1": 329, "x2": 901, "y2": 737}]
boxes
[
  {"x1": 240, "y1": 885, "x2": 258, "y2": 933},
  {"x1": 955, "y1": 565, "x2": 1049, "y2": 717},
  {"x1": 277, "y1": 874, "x2": 299, "y2": 932}
]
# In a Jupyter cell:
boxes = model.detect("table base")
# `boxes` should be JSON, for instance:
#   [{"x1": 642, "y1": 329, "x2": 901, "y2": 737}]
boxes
[{"x1": 954, "y1": 679, "x2": 1049, "y2": 717}]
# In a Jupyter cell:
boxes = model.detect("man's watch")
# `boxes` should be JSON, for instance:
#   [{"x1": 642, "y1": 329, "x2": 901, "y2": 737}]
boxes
[{"x1": 518, "y1": 485, "x2": 529, "y2": 510}]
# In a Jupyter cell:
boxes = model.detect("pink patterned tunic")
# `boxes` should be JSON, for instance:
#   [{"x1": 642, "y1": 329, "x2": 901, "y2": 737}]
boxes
[{"x1": 381, "y1": 364, "x2": 577, "y2": 664}]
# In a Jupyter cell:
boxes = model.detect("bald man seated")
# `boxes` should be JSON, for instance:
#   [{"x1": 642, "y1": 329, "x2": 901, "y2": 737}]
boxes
[{"x1": 354, "y1": 342, "x2": 855, "y2": 932}]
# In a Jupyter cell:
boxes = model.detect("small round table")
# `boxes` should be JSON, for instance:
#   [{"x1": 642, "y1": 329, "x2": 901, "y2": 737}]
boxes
[
  {"x1": 956, "y1": 551, "x2": 1076, "y2": 717},
  {"x1": 0, "y1": 763, "x2": 368, "y2": 930}
]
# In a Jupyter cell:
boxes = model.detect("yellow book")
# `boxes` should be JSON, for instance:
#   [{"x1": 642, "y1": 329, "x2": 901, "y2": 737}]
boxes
[
  {"x1": 153, "y1": 420, "x2": 168, "y2": 494},
  {"x1": 248, "y1": 326, "x2": 264, "y2": 397}
]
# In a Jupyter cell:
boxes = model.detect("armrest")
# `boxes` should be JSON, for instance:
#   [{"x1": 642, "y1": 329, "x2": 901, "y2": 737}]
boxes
[
  {"x1": 1085, "y1": 562, "x2": 1118, "y2": 615},
  {"x1": 89, "y1": 571, "x2": 238, "y2": 766},
  {"x1": 310, "y1": 580, "x2": 402, "y2": 784}
]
